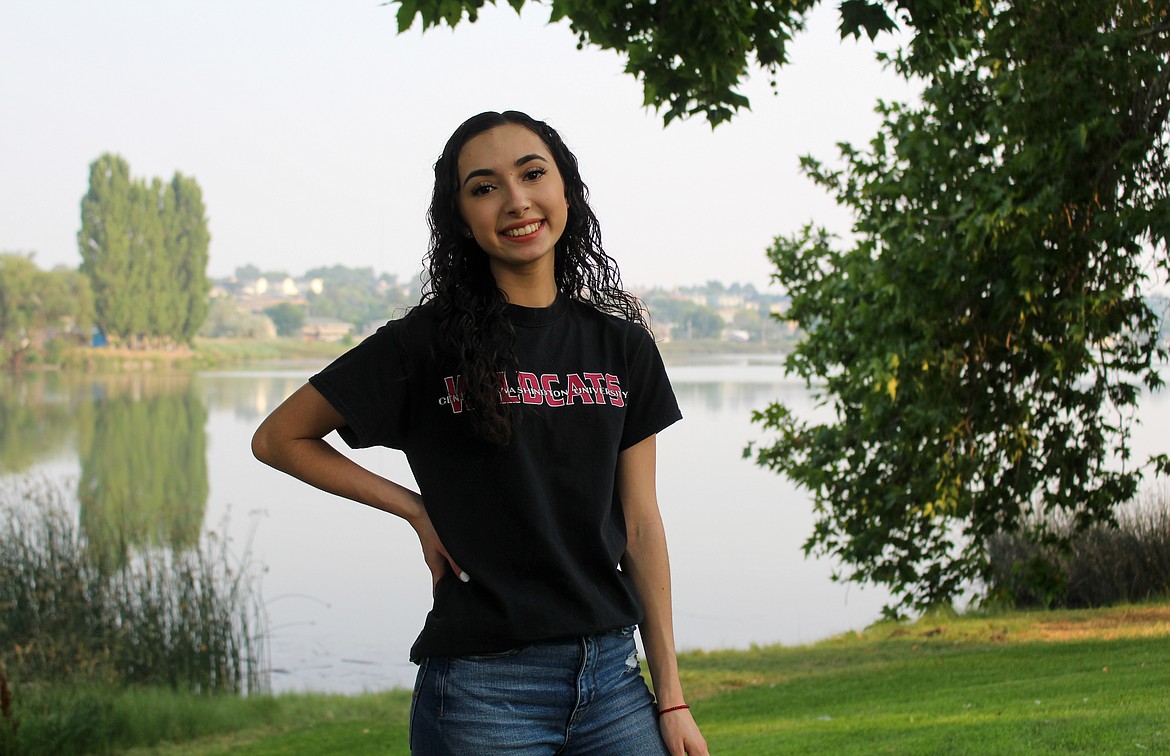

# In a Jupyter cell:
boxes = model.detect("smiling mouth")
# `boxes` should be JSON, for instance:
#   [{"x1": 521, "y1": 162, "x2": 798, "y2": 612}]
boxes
[{"x1": 501, "y1": 221, "x2": 543, "y2": 238}]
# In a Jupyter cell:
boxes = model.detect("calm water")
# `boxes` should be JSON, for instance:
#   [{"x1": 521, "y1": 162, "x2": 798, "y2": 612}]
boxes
[{"x1": 3, "y1": 360, "x2": 1167, "y2": 693}]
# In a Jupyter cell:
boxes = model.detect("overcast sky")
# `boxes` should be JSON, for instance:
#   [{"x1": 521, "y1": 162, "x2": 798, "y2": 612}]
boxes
[{"x1": 1, "y1": 1, "x2": 916, "y2": 290}]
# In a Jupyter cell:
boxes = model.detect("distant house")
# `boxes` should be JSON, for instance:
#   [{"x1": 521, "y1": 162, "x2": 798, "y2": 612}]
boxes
[
  {"x1": 301, "y1": 317, "x2": 353, "y2": 342},
  {"x1": 245, "y1": 276, "x2": 270, "y2": 296},
  {"x1": 218, "y1": 275, "x2": 324, "y2": 301}
]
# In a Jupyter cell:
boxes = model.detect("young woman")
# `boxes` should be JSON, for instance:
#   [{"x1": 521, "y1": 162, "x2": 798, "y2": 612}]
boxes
[{"x1": 252, "y1": 111, "x2": 707, "y2": 755}]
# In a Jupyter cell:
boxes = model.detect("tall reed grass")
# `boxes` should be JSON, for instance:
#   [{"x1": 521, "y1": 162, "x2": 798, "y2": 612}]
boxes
[
  {"x1": 986, "y1": 486, "x2": 1170, "y2": 608},
  {"x1": 0, "y1": 476, "x2": 268, "y2": 695}
]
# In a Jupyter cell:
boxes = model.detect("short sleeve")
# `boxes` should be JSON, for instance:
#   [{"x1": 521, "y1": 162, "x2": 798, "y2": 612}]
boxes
[
  {"x1": 309, "y1": 320, "x2": 410, "y2": 450},
  {"x1": 618, "y1": 329, "x2": 682, "y2": 450}
]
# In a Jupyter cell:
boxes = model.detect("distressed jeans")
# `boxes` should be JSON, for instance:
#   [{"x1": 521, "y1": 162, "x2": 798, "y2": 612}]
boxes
[{"x1": 409, "y1": 626, "x2": 670, "y2": 755}]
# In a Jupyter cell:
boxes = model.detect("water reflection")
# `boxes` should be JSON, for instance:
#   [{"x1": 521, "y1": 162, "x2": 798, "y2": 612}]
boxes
[
  {"x1": 670, "y1": 370, "x2": 816, "y2": 415},
  {"x1": 0, "y1": 373, "x2": 81, "y2": 473},
  {"x1": 75, "y1": 374, "x2": 209, "y2": 570},
  {"x1": 4, "y1": 366, "x2": 1166, "y2": 693},
  {"x1": 197, "y1": 369, "x2": 317, "y2": 422}
]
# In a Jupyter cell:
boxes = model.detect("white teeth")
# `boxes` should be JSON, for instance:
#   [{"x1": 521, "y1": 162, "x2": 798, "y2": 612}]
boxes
[{"x1": 502, "y1": 222, "x2": 541, "y2": 237}]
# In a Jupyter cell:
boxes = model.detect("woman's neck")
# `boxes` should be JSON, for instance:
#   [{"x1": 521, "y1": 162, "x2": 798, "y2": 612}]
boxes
[{"x1": 492, "y1": 264, "x2": 558, "y2": 308}]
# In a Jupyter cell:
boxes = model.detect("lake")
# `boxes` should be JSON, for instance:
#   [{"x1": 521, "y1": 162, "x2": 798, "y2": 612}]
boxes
[{"x1": 2, "y1": 358, "x2": 1167, "y2": 693}]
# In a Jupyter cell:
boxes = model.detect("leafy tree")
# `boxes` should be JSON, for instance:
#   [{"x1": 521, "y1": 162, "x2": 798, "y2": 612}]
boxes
[
  {"x1": 396, "y1": 0, "x2": 819, "y2": 125},
  {"x1": 79, "y1": 154, "x2": 137, "y2": 344},
  {"x1": 135, "y1": 177, "x2": 171, "y2": 343},
  {"x1": 747, "y1": 1, "x2": 1170, "y2": 612},
  {"x1": 304, "y1": 264, "x2": 380, "y2": 288},
  {"x1": 681, "y1": 305, "x2": 724, "y2": 340},
  {"x1": 642, "y1": 294, "x2": 725, "y2": 340},
  {"x1": 0, "y1": 254, "x2": 93, "y2": 371},
  {"x1": 33, "y1": 263, "x2": 93, "y2": 351},
  {"x1": 394, "y1": 0, "x2": 929, "y2": 126},
  {"x1": 304, "y1": 266, "x2": 414, "y2": 327},
  {"x1": 78, "y1": 154, "x2": 211, "y2": 346},
  {"x1": 264, "y1": 302, "x2": 307, "y2": 337},
  {"x1": 399, "y1": 0, "x2": 1170, "y2": 611},
  {"x1": 234, "y1": 264, "x2": 262, "y2": 281},
  {"x1": 731, "y1": 307, "x2": 766, "y2": 341},
  {"x1": 198, "y1": 297, "x2": 274, "y2": 339},
  {"x1": 167, "y1": 174, "x2": 212, "y2": 343}
]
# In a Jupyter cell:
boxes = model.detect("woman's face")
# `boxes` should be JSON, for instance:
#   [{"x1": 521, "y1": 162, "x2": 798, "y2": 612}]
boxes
[{"x1": 456, "y1": 124, "x2": 569, "y2": 281}]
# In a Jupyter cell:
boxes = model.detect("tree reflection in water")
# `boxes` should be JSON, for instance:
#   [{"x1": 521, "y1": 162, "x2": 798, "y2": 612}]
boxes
[
  {"x1": 76, "y1": 373, "x2": 209, "y2": 571},
  {"x1": 0, "y1": 373, "x2": 79, "y2": 473}
]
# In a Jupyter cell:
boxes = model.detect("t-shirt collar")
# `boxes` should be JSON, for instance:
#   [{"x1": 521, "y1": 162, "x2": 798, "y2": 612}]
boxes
[{"x1": 505, "y1": 291, "x2": 568, "y2": 327}]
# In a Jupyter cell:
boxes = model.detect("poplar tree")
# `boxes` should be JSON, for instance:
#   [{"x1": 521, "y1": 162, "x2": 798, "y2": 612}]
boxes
[
  {"x1": 79, "y1": 154, "x2": 136, "y2": 344},
  {"x1": 168, "y1": 174, "x2": 211, "y2": 343},
  {"x1": 127, "y1": 177, "x2": 165, "y2": 345},
  {"x1": 78, "y1": 155, "x2": 211, "y2": 346}
]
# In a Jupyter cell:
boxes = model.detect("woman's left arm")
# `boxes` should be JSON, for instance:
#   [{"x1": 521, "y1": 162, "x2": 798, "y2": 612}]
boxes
[{"x1": 618, "y1": 435, "x2": 709, "y2": 756}]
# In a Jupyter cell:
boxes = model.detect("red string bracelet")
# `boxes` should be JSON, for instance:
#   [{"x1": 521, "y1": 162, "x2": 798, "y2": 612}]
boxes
[{"x1": 657, "y1": 704, "x2": 690, "y2": 716}]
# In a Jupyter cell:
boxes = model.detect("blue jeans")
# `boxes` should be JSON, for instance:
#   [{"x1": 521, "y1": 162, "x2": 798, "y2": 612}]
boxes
[{"x1": 409, "y1": 626, "x2": 669, "y2": 755}]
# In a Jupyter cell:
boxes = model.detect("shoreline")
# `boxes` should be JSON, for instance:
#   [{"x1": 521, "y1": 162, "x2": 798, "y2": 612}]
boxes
[{"x1": 20, "y1": 337, "x2": 792, "y2": 374}]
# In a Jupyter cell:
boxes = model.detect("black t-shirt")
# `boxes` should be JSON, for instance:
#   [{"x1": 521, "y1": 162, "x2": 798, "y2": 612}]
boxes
[{"x1": 309, "y1": 294, "x2": 681, "y2": 660}]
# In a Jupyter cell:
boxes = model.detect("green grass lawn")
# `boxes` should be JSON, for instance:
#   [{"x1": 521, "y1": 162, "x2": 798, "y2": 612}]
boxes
[
  {"x1": 684, "y1": 602, "x2": 1170, "y2": 753},
  {"x1": 12, "y1": 602, "x2": 1167, "y2": 755}
]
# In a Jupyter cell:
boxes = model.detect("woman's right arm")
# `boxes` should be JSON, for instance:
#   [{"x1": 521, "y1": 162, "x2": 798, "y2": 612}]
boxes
[{"x1": 251, "y1": 382, "x2": 463, "y2": 588}]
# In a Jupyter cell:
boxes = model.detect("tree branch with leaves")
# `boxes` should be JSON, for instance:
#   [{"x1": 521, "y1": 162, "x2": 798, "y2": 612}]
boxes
[{"x1": 391, "y1": 0, "x2": 1170, "y2": 611}]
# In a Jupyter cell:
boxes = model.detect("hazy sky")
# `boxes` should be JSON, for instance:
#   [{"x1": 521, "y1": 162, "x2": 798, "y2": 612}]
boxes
[{"x1": 1, "y1": 1, "x2": 916, "y2": 289}]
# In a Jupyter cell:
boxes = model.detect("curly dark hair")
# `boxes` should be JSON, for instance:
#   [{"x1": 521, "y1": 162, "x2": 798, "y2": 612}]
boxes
[{"x1": 422, "y1": 110, "x2": 647, "y2": 445}]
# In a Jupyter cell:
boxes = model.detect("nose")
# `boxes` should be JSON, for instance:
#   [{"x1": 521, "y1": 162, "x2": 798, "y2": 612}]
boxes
[{"x1": 503, "y1": 181, "x2": 531, "y2": 216}]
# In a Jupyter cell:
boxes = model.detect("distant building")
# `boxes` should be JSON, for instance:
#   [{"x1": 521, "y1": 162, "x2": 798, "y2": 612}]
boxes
[{"x1": 301, "y1": 317, "x2": 353, "y2": 342}]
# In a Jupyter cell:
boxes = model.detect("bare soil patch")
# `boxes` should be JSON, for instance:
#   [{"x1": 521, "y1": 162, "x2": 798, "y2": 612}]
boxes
[{"x1": 1025, "y1": 605, "x2": 1170, "y2": 642}]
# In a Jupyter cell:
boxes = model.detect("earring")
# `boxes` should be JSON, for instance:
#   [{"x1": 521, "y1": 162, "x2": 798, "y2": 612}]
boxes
[{"x1": 462, "y1": 228, "x2": 473, "y2": 238}]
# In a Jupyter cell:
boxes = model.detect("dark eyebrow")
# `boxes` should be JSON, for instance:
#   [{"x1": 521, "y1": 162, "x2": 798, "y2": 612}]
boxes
[{"x1": 461, "y1": 154, "x2": 549, "y2": 188}]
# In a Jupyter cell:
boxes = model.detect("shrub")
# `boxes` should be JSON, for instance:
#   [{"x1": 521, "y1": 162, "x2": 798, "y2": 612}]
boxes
[{"x1": 986, "y1": 486, "x2": 1170, "y2": 608}]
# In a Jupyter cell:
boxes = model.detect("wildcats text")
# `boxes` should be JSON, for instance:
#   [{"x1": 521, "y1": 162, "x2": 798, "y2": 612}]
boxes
[{"x1": 440, "y1": 371, "x2": 627, "y2": 414}]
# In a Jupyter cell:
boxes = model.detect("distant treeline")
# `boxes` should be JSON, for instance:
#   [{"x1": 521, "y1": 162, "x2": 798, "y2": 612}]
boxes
[
  {"x1": 215, "y1": 266, "x2": 797, "y2": 344},
  {"x1": 6, "y1": 247, "x2": 1167, "y2": 370}
]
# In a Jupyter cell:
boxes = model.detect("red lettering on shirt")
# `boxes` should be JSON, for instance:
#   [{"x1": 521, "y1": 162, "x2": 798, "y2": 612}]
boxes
[
  {"x1": 605, "y1": 374, "x2": 625, "y2": 407},
  {"x1": 516, "y1": 372, "x2": 544, "y2": 405},
  {"x1": 583, "y1": 372, "x2": 608, "y2": 405},
  {"x1": 497, "y1": 372, "x2": 521, "y2": 404},
  {"x1": 441, "y1": 371, "x2": 626, "y2": 413},
  {"x1": 541, "y1": 374, "x2": 564, "y2": 407},
  {"x1": 565, "y1": 373, "x2": 593, "y2": 404},
  {"x1": 443, "y1": 375, "x2": 467, "y2": 414}
]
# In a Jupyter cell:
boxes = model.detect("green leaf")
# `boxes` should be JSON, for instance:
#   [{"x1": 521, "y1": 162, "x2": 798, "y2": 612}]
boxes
[
  {"x1": 394, "y1": 0, "x2": 419, "y2": 32},
  {"x1": 838, "y1": 0, "x2": 898, "y2": 41}
]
